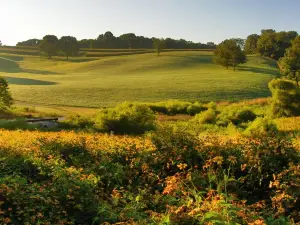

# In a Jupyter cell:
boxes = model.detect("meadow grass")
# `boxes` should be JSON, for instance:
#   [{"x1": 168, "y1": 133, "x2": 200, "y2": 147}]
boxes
[{"x1": 0, "y1": 50, "x2": 280, "y2": 108}]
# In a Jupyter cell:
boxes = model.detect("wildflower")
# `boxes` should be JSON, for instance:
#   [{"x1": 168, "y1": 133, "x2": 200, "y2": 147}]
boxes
[
  {"x1": 177, "y1": 163, "x2": 188, "y2": 170},
  {"x1": 212, "y1": 156, "x2": 223, "y2": 165},
  {"x1": 227, "y1": 156, "x2": 237, "y2": 165},
  {"x1": 241, "y1": 164, "x2": 247, "y2": 171}
]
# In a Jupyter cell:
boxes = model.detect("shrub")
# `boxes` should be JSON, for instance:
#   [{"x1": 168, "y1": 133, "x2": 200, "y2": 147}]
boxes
[
  {"x1": 206, "y1": 101, "x2": 217, "y2": 110},
  {"x1": 62, "y1": 114, "x2": 94, "y2": 129},
  {"x1": 244, "y1": 117, "x2": 278, "y2": 137},
  {"x1": 236, "y1": 109, "x2": 257, "y2": 123},
  {"x1": 193, "y1": 109, "x2": 217, "y2": 124},
  {"x1": 268, "y1": 79, "x2": 300, "y2": 117},
  {"x1": 0, "y1": 77, "x2": 13, "y2": 108},
  {"x1": 147, "y1": 100, "x2": 207, "y2": 115},
  {"x1": 94, "y1": 102, "x2": 156, "y2": 134},
  {"x1": 217, "y1": 107, "x2": 257, "y2": 126}
]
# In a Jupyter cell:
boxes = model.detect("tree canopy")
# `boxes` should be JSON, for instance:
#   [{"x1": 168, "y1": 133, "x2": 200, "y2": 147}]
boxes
[
  {"x1": 244, "y1": 34, "x2": 259, "y2": 54},
  {"x1": 214, "y1": 39, "x2": 247, "y2": 70},
  {"x1": 0, "y1": 77, "x2": 13, "y2": 108},
  {"x1": 153, "y1": 38, "x2": 165, "y2": 56},
  {"x1": 17, "y1": 32, "x2": 216, "y2": 50},
  {"x1": 59, "y1": 36, "x2": 79, "y2": 59},
  {"x1": 257, "y1": 30, "x2": 298, "y2": 60},
  {"x1": 278, "y1": 36, "x2": 300, "y2": 87},
  {"x1": 17, "y1": 39, "x2": 40, "y2": 47},
  {"x1": 39, "y1": 35, "x2": 59, "y2": 58}
]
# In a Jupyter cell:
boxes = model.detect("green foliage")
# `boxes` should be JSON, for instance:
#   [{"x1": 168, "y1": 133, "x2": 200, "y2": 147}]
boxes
[
  {"x1": 94, "y1": 102, "x2": 156, "y2": 134},
  {"x1": 218, "y1": 107, "x2": 257, "y2": 126},
  {"x1": 244, "y1": 117, "x2": 278, "y2": 137},
  {"x1": 214, "y1": 39, "x2": 247, "y2": 70},
  {"x1": 193, "y1": 108, "x2": 217, "y2": 124},
  {"x1": 0, "y1": 77, "x2": 13, "y2": 107},
  {"x1": 147, "y1": 100, "x2": 207, "y2": 115},
  {"x1": 257, "y1": 29, "x2": 298, "y2": 60},
  {"x1": 59, "y1": 36, "x2": 79, "y2": 59},
  {"x1": 61, "y1": 114, "x2": 94, "y2": 129},
  {"x1": 153, "y1": 38, "x2": 165, "y2": 56},
  {"x1": 244, "y1": 34, "x2": 260, "y2": 54},
  {"x1": 278, "y1": 36, "x2": 300, "y2": 87},
  {"x1": 39, "y1": 35, "x2": 59, "y2": 58},
  {"x1": 268, "y1": 79, "x2": 300, "y2": 117}
]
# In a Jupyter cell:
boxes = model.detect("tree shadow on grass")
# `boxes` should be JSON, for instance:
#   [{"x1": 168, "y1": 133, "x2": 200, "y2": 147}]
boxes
[
  {"x1": 0, "y1": 57, "x2": 62, "y2": 75},
  {"x1": 51, "y1": 58, "x2": 99, "y2": 63},
  {"x1": 238, "y1": 66, "x2": 280, "y2": 76},
  {"x1": 4, "y1": 76, "x2": 58, "y2": 85}
]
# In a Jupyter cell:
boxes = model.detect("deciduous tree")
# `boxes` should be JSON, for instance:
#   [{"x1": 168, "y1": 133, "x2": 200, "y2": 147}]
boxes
[
  {"x1": 0, "y1": 77, "x2": 13, "y2": 107},
  {"x1": 214, "y1": 39, "x2": 247, "y2": 71},
  {"x1": 278, "y1": 36, "x2": 300, "y2": 87},
  {"x1": 244, "y1": 34, "x2": 259, "y2": 54},
  {"x1": 59, "y1": 36, "x2": 79, "y2": 60},
  {"x1": 153, "y1": 38, "x2": 165, "y2": 56},
  {"x1": 39, "y1": 35, "x2": 59, "y2": 59}
]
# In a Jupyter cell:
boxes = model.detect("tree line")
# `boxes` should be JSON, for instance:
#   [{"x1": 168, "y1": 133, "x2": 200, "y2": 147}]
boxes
[
  {"x1": 214, "y1": 29, "x2": 299, "y2": 86},
  {"x1": 16, "y1": 31, "x2": 217, "y2": 50}
]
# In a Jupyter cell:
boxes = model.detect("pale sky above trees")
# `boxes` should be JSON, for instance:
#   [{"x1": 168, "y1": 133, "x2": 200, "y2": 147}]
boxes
[{"x1": 1, "y1": 0, "x2": 300, "y2": 46}]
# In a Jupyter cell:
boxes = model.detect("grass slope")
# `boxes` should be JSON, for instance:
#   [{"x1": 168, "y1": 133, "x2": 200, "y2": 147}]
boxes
[{"x1": 0, "y1": 51, "x2": 279, "y2": 107}]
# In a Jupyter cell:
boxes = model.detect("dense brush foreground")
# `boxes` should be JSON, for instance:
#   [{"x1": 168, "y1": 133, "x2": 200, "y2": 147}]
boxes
[{"x1": 0, "y1": 126, "x2": 299, "y2": 224}]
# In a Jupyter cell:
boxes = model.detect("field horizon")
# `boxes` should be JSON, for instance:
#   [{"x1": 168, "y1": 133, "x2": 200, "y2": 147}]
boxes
[{"x1": 0, "y1": 49, "x2": 280, "y2": 109}]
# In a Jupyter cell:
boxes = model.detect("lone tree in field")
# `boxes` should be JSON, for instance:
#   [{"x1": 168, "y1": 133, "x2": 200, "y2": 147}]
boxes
[
  {"x1": 153, "y1": 38, "x2": 165, "y2": 56},
  {"x1": 59, "y1": 36, "x2": 79, "y2": 60},
  {"x1": 278, "y1": 36, "x2": 300, "y2": 87},
  {"x1": 0, "y1": 77, "x2": 13, "y2": 107},
  {"x1": 214, "y1": 39, "x2": 247, "y2": 71},
  {"x1": 39, "y1": 35, "x2": 59, "y2": 59}
]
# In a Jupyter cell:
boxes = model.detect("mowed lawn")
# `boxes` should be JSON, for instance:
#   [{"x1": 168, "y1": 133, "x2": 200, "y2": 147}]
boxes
[{"x1": 0, "y1": 51, "x2": 280, "y2": 107}]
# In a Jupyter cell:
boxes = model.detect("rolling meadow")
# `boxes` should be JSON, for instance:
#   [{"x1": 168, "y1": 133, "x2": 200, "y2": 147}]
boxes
[{"x1": 0, "y1": 47, "x2": 279, "y2": 108}]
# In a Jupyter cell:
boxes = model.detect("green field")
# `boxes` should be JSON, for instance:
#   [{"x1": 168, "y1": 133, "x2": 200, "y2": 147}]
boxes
[{"x1": 0, "y1": 50, "x2": 279, "y2": 108}]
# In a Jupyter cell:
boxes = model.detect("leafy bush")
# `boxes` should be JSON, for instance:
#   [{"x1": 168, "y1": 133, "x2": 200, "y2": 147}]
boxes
[
  {"x1": 94, "y1": 102, "x2": 156, "y2": 134},
  {"x1": 147, "y1": 100, "x2": 207, "y2": 115},
  {"x1": 193, "y1": 109, "x2": 217, "y2": 124},
  {"x1": 244, "y1": 117, "x2": 278, "y2": 137},
  {"x1": 268, "y1": 79, "x2": 300, "y2": 117},
  {"x1": 218, "y1": 107, "x2": 257, "y2": 126},
  {"x1": 61, "y1": 114, "x2": 94, "y2": 129}
]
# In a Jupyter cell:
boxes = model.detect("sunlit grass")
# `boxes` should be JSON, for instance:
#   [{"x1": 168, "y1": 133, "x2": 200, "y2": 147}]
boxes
[{"x1": 0, "y1": 51, "x2": 280, "y2": 107}]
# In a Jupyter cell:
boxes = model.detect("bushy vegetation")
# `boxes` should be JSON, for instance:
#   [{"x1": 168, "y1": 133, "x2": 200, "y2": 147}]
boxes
[
  {"x1": 94, "y1": 102, "x2": 156, "y2": 134},
  {"x1": 268, "y1": 79, "x2": 300, "y2": 117},
  {"x1": 244, "y1": 117, "x2": 278, "y2": 137},
  {"x1": 193, "y1": 108, "x2": 217, "y2": 124},
  {"x1": 0, "y1": 77, "x2": 13, "y2": 108},
  {"x1": 0, "y1": 125, "x2": 299, "y2": 224},
  {"x1": 147, "y1": 100, "x2": 207, "y2": 115}
]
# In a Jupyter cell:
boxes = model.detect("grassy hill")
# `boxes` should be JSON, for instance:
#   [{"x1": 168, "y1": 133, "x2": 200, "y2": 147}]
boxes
[{"x1": 0, "y1": 50, "x2": 279, "y2": 108}]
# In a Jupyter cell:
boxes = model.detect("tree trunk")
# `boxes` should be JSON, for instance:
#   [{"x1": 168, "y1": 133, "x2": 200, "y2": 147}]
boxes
[{"x1": 67, "y1": 55, "x2": 69, "y2": 60}]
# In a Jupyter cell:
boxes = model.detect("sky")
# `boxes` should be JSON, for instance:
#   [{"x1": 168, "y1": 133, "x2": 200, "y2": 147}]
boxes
[{"x1": 1, "y1": 0, "x2": 300, "y2": 46}]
